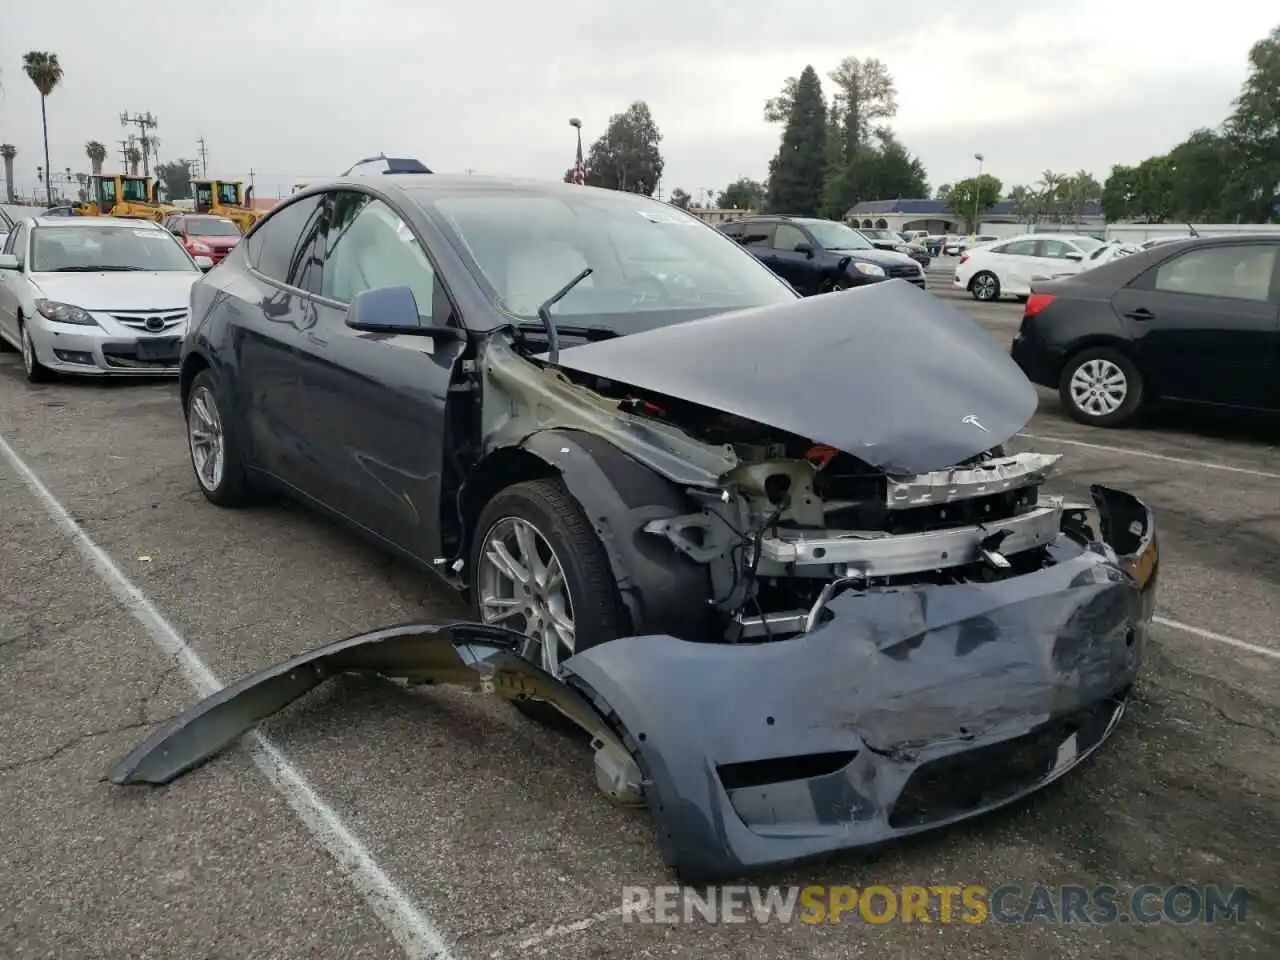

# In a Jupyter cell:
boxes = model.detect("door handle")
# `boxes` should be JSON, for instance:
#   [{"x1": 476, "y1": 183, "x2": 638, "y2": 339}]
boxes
[{"x1": 1124, "y1": 308, "x2": 1155, "y2": 321}]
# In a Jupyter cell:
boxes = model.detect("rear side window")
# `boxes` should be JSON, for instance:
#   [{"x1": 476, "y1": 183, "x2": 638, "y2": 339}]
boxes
[
  {"x1": 1153, "y1": 245, "x2": 1277, "y2": 303},
  {"x1": 738, "y1": 222, "x2": 774, "y2": 247},
  {"x1": 247, "y1": 195, "x2": 324, "y2": 288},
  {"x1": 997, "y1": 239, "x2": 1037, "y2": 256}
]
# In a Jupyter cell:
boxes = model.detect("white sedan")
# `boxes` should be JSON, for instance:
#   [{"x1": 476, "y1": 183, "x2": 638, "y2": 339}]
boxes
[
  {"x1": 952, "y1": 233, "x2": 1104, "y2": 301},
  {"x1": 0, "y1": 216, "x2": 211, "y2": 383}
]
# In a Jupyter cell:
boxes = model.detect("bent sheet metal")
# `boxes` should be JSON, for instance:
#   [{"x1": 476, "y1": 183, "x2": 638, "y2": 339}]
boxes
[{"x1": 108, "y1": 487, "x2": 1156, "y2": 881}]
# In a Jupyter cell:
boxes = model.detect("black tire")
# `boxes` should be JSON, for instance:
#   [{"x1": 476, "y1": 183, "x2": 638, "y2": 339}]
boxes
[
  {"x1": 469, "y1": 478, "x2": 622, "y2": 726},
  {"x1": 824, "y1": 276, "x2": 853, "y2": 294},
  {"x1": 18, "y1": 316, "x2": 52, "y2": 383},
  {"x1": 1057, "y1": 346, "x2": 1145, "y2": 428},
  {"x1": 185, "y1": 368, "x2": 256, "y2": 506},
  {"x1": 970, "y1": 271, "x2": 1000, "y2": 302}
]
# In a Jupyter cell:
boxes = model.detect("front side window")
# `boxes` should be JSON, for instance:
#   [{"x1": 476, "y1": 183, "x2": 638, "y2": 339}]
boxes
[
  {"x1": 772, "y1": 223, "x2": 808, "y2": 252},
  {"x1": 998, "y1": 239, "x2": 1038, "y2": 256},
  {"x1": 100, "y1": 179, "x2": 119, "y2": 205},
  {"x1": 1037, "y1": 239, "x2": 1077, "y2": 259},
  {"x1": 30, "y1": 224, "x2": 196, "y2": 273},
  {"x1": 803, "y1": 220, "x2": 873, "y2": 251},
  {"x1": 320, "y1": 193, "x2": 437, "y2": 318},
  {"x1": 247, "y1": 195, "x2": 323, "y2": 286},
  {"x1": 1153, "y1": 245, "x2": 1277, "y2": 302},
  {"x1": 426, "y1": 191, "x2": 795, "y2": 332}
]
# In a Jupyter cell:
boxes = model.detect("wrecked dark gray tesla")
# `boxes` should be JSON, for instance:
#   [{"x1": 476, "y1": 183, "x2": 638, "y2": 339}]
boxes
[{"x1": 111, "y1": 174, "x2": 1159, "y2": 881}]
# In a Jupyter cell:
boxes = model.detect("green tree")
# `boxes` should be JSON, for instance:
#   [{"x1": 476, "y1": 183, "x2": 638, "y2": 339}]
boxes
[
  {"x1": 944, "y1": 175, "x2": 1003, "y2": 232},
  {"x1": 765, "y1": 66, "x2": 826, "y2": 215},
  {"x1": 934, "y1": 183, "x2": 951, "y2": 200},
  {"x1": 668, "y1": 187, "x2": 692, "y2": 209},
  {"x1": 85, "y1": 140, "x2": 106, "y2": 176},
  {"x1": 157, "y1": 159, "x2": 192, "y2": 201},
  {"x1": 583, "y1": 101, "x2": 664, "y2": 195},
  {"x1": 1223, "y1": 25, "x2": 1280, "y2": 222},
  {"x1": 23, "y1": 51, "x2": 64, "y2": 207},
  {"x1": 820, "y1": 57, "x2": 902, "y2": 218},
  {"x1": 826, "y1": 56, "x2": 897, "y2": 163},
  {"x1": 717, "y1": 177, "x2": 765, "y2": 211}
]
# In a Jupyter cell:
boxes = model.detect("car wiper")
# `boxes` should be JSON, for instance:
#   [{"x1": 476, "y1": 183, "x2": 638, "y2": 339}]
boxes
[
  {"x1": 46, "y1": 265, "x2": 146, "y2": 272},
  {"x1": 536, "y1": 267, "x2": 592, "y2": 364},
  {"x1": 514, "y1": 322, "x2": 618, "y2": 344}
]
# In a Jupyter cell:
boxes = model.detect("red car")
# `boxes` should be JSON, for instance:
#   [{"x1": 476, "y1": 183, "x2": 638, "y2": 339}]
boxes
[{"x1": 164, "y1": 214, "x2": 242, "y2": 265}]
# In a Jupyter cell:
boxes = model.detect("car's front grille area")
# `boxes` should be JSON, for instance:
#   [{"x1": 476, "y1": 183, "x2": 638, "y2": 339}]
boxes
[
  {"x1": 110, "y1": 310, "x2": 187, "y2": 333},
  {"x1": 887, "y1": 263, "x2": 922, "y2": 279}
]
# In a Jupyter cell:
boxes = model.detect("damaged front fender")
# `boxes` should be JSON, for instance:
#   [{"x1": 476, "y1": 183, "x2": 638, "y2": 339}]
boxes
[{"x1": 106, "y1": 621, "x2": 644, "y2": 805}]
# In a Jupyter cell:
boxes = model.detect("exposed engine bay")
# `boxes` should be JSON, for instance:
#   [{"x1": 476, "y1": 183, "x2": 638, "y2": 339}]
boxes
[{"x1": 510, "y1": 361, "x2": 1064, "y2": 643}]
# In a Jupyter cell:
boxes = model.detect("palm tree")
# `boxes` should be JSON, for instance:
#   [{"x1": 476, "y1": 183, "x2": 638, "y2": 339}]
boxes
[
  {"x1": 125, "y1": 145, "x2": 141, "y2": 176},
  {"x1": 85, "y1": 140, "x2": 106, "y2": 176},
  {"x1": 0, "y1": 145, "x2": 16, "y2": 202},
  {"x1": 23, "y1": 51, "x2": 64, "y2": 207}
]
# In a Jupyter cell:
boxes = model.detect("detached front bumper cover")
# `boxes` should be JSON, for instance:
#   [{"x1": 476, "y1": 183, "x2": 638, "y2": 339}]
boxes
[{"x1": 109, "y1": 485, "x2": 1157, "y2": 881}]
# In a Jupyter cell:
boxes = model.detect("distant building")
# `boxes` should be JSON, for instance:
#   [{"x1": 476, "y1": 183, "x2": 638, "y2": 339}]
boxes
[
  {"x1": 844, "y1": 198, "x2": 1105, "y2": 234},
  {"x1": 687, "y1": 207, "x2": 754, "y2": 225}
]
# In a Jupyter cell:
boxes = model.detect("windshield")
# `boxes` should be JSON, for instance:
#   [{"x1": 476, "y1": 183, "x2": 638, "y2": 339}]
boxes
[
  {"x1": 425, "y1": 191, "x2": 797, "y2": 334},
  {"x1": 121, "y1": 179, "x2": 150, "y2": 203},
  {"x1": 31, "y1": 223, "x2": 197, "y2": 272},
  {"x1": 217, "y1": 183, "x2": 241, "y2": 205},
  {"x1": 185, "y1": 217, "x2": 240, "y2": 237},
  {"x1": 802, "y1": 221, "x2": 873, "y2": 250}
]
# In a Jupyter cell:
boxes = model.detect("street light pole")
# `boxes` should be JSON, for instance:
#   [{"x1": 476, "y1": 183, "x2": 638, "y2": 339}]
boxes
[
  {"x1": 972, "y1": 153, "x2": 984, "y2": 234},
  {"x1": 569, "y1": 117, "x2": 583, "y2": 184}
]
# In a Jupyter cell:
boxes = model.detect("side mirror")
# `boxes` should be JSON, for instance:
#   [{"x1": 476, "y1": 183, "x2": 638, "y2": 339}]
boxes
[
  {"x1": 194, "y1": 255, "x2": 214, "y2": 271},
  {"x1": 1063, "y1": 252, "x2": 1084, "y2": 262},
  {"x1": 793, "y1": 241, "x2": 814, "y2": 258},
  {"x1": 344, "y1": 286, "x2": 465, "y2": 340},
  {"x1": 0, "y1": 254, "x2": 19, "y2": 271}
]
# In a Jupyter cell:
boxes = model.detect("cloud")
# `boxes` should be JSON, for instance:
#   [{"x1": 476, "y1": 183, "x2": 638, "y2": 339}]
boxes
[{"x1": 1, "y1": 1, "x2": 1273, "y2": 202}]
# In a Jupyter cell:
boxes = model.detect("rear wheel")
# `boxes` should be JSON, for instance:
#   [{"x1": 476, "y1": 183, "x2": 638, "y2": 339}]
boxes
[
  {"x1": 186, "y1": 368, "x2": 255, "y2": 505},
  {"x1": 19, "y1": 317, "x2": 51, "y2": 383},
  {"x1": 1058, "y1": 346, "x2": 1145, "y2": 428},
  {"x1": 970, "y1": 271, "x2": 1000, "y2": 301},
  {"x1": 470, "y1": 478, "x2": 622, "y2": 724}
]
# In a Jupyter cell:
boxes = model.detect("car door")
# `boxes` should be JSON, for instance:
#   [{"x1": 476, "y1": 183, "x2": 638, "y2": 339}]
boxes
[
  {"x1": 981, "y1": 238, "x2": 1036, "y2": 292},
  {"x1": 0, "y1": 223, "x2": 28, "y2": 346},
  {"x1": 1110, "y1": 242, "x2": 1279, "y2": 408},
  {"x1": 300, "y1": 189, "x2": 467, "y2": 559},
  {"x1": 234, "y1": 193, "x2": 327, "y2": 488},
  {"x1": 737, "y1": 220, "x2": 775, "y2": 268},
  {"x1": 768, "y1": 222, "x2": 821, "y2": 294}
]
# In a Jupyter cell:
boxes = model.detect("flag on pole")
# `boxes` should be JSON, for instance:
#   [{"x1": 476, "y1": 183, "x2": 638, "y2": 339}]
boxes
[{"x1": 572, "y1": 138, "x2": 587, "y2": 185}]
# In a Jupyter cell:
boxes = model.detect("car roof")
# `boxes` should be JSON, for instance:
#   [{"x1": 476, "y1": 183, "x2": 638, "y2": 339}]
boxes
[{"x1": 32, "y1": 215, "x2": 163, "y2": 229}]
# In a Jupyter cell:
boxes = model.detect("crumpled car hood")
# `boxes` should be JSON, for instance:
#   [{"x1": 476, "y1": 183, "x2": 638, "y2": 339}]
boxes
[{"x1": 549, "y1": 280, "x2": 1038, "y2": 475}]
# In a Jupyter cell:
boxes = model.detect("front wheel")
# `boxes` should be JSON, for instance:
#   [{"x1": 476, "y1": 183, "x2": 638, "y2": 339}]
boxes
[
  {"x1": 1058, "y1": 347, "x2": 1145, "y2": 428},
  {"x1": 185, "y1": 368, "x2": 255, "y2": 505},
  {"x1": 970, "y1": 271, "x2": 1000, "y2": 302},
  {"x1": 19, "y1": 318, "x2": 52, "y2": 383}
]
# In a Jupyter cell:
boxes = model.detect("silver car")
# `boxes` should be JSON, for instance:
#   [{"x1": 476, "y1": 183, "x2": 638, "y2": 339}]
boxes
[{"x1": 0, "y1": 216, "x2": 212, "y2": 383}]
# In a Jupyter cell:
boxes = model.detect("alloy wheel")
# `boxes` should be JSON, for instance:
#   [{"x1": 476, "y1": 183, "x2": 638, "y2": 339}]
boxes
[
  {"x1": 1069, "y1": 358, "x2": 1128, "y2": 417},
  {"x1": 21, "y1": 325, "x2": 34, "y2": 375},
  {"x1": 188, "y1": 384, "x2": 226, "y2": 491},
  {"x1": 973, "y1": 274, "x2": 998, "y2": 300},
  {"x1": 477, "y1": 516, "x2": 576, "y2": 676}
]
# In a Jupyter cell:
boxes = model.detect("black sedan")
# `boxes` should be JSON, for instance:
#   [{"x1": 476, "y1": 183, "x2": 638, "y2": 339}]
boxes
[
  {"x1": 718, "y1": 216, "x2": 925, "y2": 294},
  {"x1": 111, "y1": 173, "x2": 1158, "y2": 881},
  {"x1": 1011, "y1": 235, "x2": 1280, "y2": 427}
]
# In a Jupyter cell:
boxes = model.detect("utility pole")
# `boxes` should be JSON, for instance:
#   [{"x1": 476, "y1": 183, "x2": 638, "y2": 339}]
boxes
[
  {"x1": 117, "y1": 138, "x2": 132, "y2": 170},
  {"x1": 120, "y1": 111, "x2": 159, "y2": 177},
  {"x1": 197, "y1": 136, "x2": 208, "y2": 177}
]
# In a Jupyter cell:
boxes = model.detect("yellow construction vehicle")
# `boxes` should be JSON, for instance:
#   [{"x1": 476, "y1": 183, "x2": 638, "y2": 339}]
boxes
[
  {"x1": 72, "y1": 174, "x2": 178, "y2": 221},
  {"x1": 193, "y1": 180, "x2": 263, "y2": 233}
]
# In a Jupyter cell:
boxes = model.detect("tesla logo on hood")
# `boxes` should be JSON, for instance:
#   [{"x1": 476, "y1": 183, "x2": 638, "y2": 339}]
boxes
[{"x1": 961, "y1": 414, "x2": 989, "y2": 432}]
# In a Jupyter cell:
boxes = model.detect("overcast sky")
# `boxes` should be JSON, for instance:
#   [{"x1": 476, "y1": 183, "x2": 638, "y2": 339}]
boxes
[{"x1": 2, "y1": 2, "x2": 1274, "y2": 203}]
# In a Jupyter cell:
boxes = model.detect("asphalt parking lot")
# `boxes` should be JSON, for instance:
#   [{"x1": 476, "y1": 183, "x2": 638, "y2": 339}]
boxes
[{"x1": 1, "y1": 277, "x2": 1277, "y2": 959}]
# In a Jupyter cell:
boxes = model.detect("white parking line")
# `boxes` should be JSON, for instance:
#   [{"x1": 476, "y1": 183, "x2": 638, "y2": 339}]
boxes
[
  {"x1": 1154, "y1": 615, "x2": 1280, "y2": 662},
  {"x1": 0, "y1": 435, "x2": 453, "y2": 960},
  {"x1": 1018, "y1": 432, "x2": 1280, "y2": 481}
]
